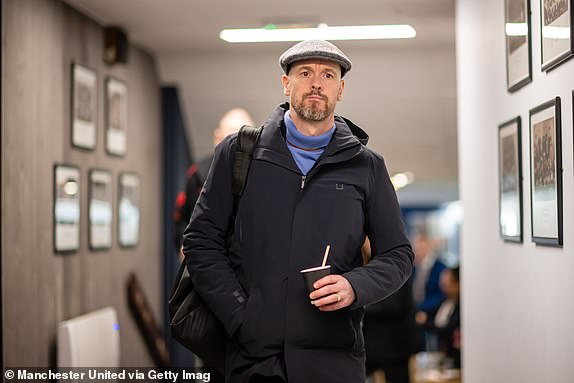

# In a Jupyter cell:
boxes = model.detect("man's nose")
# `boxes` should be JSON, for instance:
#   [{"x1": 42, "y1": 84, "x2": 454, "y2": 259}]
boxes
[{"x1": 311, "y1": 78, "x2": 322, "y2": 90}]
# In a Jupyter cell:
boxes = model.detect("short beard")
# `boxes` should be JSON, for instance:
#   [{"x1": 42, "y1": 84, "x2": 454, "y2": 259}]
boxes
[{"x1": 292, "y1": 93, "x2": 336, "y2": 122}]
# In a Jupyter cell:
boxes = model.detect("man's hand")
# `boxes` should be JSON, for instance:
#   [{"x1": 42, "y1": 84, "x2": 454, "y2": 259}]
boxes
[
  {"x1": 309, "y1": 275, "x2": 356, "y2": 311},
  {"x1": 415, "y1": 311, "x2": 428, "y2": 325}
]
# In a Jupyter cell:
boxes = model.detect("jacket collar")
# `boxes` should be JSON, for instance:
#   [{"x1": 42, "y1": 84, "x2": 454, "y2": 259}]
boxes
[{"x1": 254, "y1": 102, "x2": 368, "y2": 173}]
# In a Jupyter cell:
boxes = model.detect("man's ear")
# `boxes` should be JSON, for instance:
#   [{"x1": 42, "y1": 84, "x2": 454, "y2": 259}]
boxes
[
  {"x1": 337, "y1": 79, "x2": 345, "y2": 101},
  {"x1": 282, "y1": 74, "x2": 290, "y2": 96}
]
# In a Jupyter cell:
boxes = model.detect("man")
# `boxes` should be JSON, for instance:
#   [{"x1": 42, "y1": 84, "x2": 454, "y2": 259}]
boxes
[
  {"x1": 183, "y1": 40, "x2": 414, "y2": 383},
  {"x1": 362, "y1": 238, "x2": 417, "y2": 383},
  {"x1": 416, "y1": 267, "x2": 461, "y2": 368},
  {"x1": 412, "y1": 231, "x2": 446, "y2": 353},
  {"x1": 174, "y1": 108, "x2": 254, "y2": 253},
  {"x1": 412, "y1": 232, "x2": 446, "y2": 314},
  {"x1": 199, "y1": 108, "x2": 255, "y2": 182}
]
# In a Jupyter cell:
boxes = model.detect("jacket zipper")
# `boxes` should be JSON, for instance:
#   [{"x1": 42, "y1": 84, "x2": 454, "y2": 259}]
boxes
[{"x1": 300, "y1": 175, "x2": 306, "y2": 189}]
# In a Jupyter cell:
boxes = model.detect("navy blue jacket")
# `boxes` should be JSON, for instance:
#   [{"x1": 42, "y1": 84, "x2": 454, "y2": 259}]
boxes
[
  {"x1": 183, "y1": 103, "x2": 414, "y2": 383},
  {"x1": 415, "y1": 259, "x2": 447, "y2": 313}
]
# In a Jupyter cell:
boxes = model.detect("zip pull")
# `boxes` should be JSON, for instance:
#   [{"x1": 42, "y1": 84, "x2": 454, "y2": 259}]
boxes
[{"x1": 301, "y1": 175, "x2": 307, "y2": 189}]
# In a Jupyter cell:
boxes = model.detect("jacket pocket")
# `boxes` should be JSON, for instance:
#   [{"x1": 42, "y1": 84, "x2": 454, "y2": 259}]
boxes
[
  {"x1": 237, "y1": 290, "x2": 256, "y2": 345},
  {"x1": 294, "y1": 307, "x2": 355, "y2": 350}
]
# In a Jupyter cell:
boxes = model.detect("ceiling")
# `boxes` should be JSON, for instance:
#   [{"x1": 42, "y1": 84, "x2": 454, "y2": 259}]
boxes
[
  {"x1": 61, "y1": 0, "x2": 459, "y2": 201},
  {"x1": 63, "y1": 0, "x2": 455, "y2": 55}
]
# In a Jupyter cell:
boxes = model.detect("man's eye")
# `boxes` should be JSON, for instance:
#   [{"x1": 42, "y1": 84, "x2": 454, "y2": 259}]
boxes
[
  {"x1": 324, "y1": 73, "x2": 333, "y2": 79},
  {"x1": 301, "y1": 71, "x2": 309, "y2": 77}
]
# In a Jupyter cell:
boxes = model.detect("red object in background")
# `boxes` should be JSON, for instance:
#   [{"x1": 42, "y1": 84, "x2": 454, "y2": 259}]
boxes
[
  {"x1": 173, "y1": 191, "x2": 186, "y2": 222},
  {"x1": 453, "y1": 328, "x2": 461, "y2": 349}
]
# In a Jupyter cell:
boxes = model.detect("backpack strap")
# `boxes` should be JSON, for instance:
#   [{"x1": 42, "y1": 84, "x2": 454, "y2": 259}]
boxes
[
  {"x1": 224, "y1": 125, "x2": 263, "y2": 244},
  {"x1": 232, "y1": 125, "x2": 263, "y2": 197}
]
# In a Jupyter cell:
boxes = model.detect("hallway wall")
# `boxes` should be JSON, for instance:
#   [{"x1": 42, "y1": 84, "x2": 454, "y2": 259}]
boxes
[
  {"x1": 456, "y1": 0, "x2": 574, "y2": 382},
  {"x1": 2, "y1": 0, "x2": 162, "y2": 366},
  {"x1": 159, "y1": 43, "x2": 458, "y2": 186}
]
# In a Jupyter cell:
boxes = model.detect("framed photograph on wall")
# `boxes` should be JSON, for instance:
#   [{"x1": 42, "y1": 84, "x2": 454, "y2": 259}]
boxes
[
  {"x1": 529, "y1": 97, "x2": 563, "y2": 246},
  {"x1": 118, "y1": 172, "x2": 140, "y2": 247},
  {"x1": 89, "y1": 169, "x2": 113, "y2": 250},
  {"x1": 71, "y1": 63, "x2": 97, "y2": 150},
  {"x1": 54, "y1": 165, "x2": 81, "y2": 253},
  {"x1": 540, "y1": 0, "x2": 573, "y2": 71},
  {"x1": 505, "y1": 0, "x2": 532, "y2": 91},
  {"x1": 499, "y1": 117, "x2": 523, "y2": 242},
  {"x1": 105, "y1": 77, "x2": 128, "y2": 156}
]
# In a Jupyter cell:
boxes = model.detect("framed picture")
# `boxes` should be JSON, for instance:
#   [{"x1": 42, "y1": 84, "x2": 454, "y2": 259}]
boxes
[
  {"x1": 529, "y1": 97, "x2": 563, "y2": 246},
  {"x1": 89, "y1": 169, "x2": 113, "y2": 250},
  {"x1": 105, "y1": 77, "x2": 128, "y2": 156},
  {"x1": 118, "y1": 173, "x2": 140, "y2": 247},
  {"x1": 71, "y1": 63, "x2": 97, "y2": 150},
  {"x1": 540, "y1": 0, "x2": 573, "y2": 71},
  {"x1": 499, "y1": 117, "x2": 523, "y2": 242},
  {"x1": 505, "y1": 0, "x2": 532, "y2": 91},
  {"x1": 54, "y1": 165, "x2": 81, "y2": 253}
]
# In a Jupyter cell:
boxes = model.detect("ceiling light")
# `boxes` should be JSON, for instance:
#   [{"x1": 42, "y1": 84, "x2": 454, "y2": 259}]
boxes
[
  {"x1": 220, "y1": 24, "x2": 416, "y2": 43},
  {"x1": 391, "y1": 172, "x2": 415, "y2": 190}
]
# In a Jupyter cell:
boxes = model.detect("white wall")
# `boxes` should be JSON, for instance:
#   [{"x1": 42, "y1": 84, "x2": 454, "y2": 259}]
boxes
[
  {"x1": 456, "y1": 0, "x2": 574, "y2": 382},
  {"x1": 158, "y1": 41, "x2": 458, "y2": 188}
]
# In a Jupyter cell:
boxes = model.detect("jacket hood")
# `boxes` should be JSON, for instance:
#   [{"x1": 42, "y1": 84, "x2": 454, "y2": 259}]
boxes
[{"x1": 336, "y1": 116, "x2": 369, "y2": 145}]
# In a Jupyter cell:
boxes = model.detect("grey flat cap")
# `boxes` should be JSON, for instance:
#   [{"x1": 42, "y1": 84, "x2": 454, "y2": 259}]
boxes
[{"x1": 279, "y1": 40, "x2": 352, "y2": 77}]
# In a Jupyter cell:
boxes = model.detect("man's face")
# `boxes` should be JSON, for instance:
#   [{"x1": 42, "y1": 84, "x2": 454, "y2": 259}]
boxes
[
  {"x1": 413, "y1": 235, "x2": 432, "y2": 265},
  {"x1": 439, "y1": 269, "x2": 459, "y2": 298},
  {"x1": 282, "y1": 59, "x2": 344, "y2": 122}
]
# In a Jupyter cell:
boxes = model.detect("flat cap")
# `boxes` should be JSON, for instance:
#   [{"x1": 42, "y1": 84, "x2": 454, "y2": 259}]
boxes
[{"x1": 279, "y1": 39, "x2": 352, "y2": 77}]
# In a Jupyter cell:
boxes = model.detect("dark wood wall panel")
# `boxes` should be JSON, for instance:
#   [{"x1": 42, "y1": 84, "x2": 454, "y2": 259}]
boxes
[{"x1": 2, "y1": 0, "x2": 162, "y2": 367}]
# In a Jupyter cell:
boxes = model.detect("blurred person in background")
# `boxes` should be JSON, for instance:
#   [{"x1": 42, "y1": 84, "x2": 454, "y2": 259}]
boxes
[
  {"x1": 412, "y1": 230, "x2": 446, "y2": 352},
  {"x1": 362, "y1": 238, "x2": 418, "y2": 383},
  {"x1": 198, "y1": 108, "x2": 255, "y2": 182},
  {"x1": 415, "y1": 267, "x2": 461, "y2": 368},
  {"x1": 173, "y1": 108, "x2": 254, "y2": 254},
  {"x1": 412, "y1": 231, "x2": 446, "y2": 314}
]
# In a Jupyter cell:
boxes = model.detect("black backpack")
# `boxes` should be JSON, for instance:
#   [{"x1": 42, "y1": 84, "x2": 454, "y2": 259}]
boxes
[{"x1": 168, "y1": 125, "x2": 263, "y2": 372}]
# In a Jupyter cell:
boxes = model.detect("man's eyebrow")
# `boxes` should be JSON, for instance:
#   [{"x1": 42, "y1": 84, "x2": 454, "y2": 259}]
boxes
[
  {"x1": 297, "y1": 65, "x2": 337, "y2": 73},
  {"x1": 296, "y1": 65, "x2": 314, "y2": 71}
]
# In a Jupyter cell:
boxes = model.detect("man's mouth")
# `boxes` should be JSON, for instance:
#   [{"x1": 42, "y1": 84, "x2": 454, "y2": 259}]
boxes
[{"x1": 306, "y1": 95, "x2": 325, "y2": 102}]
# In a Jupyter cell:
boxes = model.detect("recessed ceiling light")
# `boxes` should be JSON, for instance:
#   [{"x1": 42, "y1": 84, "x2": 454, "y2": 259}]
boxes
[
  {"x1": 391, "y1": 171, "x2": 415, "y2": 190},
  {"x1": 220, "y1": 24, "x2": 416, "y2": 43}
]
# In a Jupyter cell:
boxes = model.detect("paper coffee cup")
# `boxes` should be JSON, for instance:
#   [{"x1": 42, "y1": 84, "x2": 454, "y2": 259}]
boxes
[{"x1": 300, "y1": 265, "x2": 331, "y2": 294}]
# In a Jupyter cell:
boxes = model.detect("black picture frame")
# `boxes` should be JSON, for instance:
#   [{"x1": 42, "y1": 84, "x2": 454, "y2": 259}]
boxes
[
  {"x1": 89, "y1": 169, "x2": 113, "y2": 250},
  {"x1": 529, "y1": 97, "x2": 563, "y2": 246},
  {"x1": 105, "y1": 77, "x2": 128, "y2": 157},
  {"x1": 540, "y1": 0, "x2": 574, "y2": 71},
  {"x1": 505, "y1": 0, "x2": 532, "y2": 92},
  {"x1": 71, "y1": 63, "x2": 97, "y2": 150},
  {"x1": 499, "y1": 117, "x2": 524, "y2": 242},
  {"x1": 54, "y1": 164, "x2": 81, "y2": 254},
  {"x1": 118, "y1": 172, "x2": 140, "y2": 248}
]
